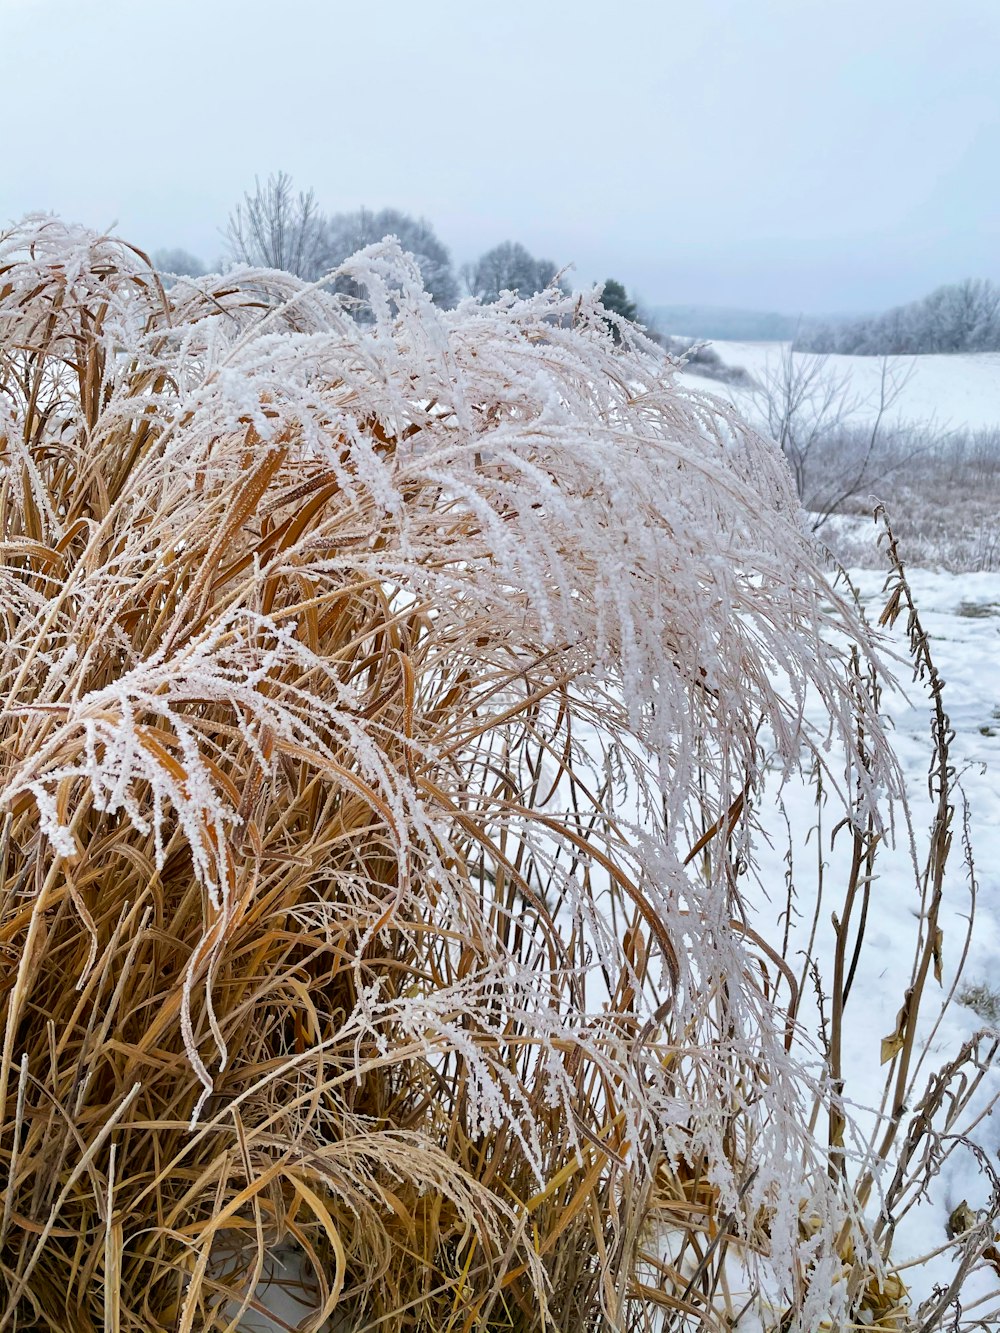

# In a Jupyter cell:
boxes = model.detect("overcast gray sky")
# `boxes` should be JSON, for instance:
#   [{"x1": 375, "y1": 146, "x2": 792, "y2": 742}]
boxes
[{"x1": 3, "y1": 0, "x2": 998, "y2": 314}]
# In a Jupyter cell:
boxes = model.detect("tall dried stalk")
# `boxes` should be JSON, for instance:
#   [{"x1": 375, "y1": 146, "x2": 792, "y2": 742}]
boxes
[{"x1": 0, "y1": 218, "x2": 989, "y2": 1332}]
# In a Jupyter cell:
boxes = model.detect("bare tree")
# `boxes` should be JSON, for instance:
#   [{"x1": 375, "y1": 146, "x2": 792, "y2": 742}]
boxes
[
  {"x1": 750, "y1": 346, "x2": 916, "y2": 528},
  {"x1": 798, "y1": 277, "x2": 1000, "y2": 354},
  {"x1": 225, "y1": 172, "x2": 328, "y2": 280},
  {"x1": 461, "y1": 241, "x2": 561, "y2": 303},
  {"x1": 324, "y1": 207, "x2": 458, "y2": 307},
  {"x1": 152, "y1": 247, "x2": 207, "y2": 290},
  {"x1": 152, "y1": 248, "x2": 206, "y2": 278}
]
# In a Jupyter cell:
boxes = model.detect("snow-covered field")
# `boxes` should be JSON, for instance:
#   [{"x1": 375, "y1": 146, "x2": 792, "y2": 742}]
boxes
[
  {"x1": 751, "y1": 564, "x2": 1000, "y2": 1317},
  {"x1": 679, "y1": 340, "x2": 1000, "y2": 433}
]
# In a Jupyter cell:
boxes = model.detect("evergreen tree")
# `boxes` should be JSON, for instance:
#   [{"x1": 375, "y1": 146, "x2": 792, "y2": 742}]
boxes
[{"x1": 599, "y1": 279, "x2": 638, "y2": 341}]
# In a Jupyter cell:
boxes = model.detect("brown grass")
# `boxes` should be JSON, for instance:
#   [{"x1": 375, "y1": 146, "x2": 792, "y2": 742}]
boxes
[{"x1": 0, "y1": 219, "x2": 996, "y2": 1332}]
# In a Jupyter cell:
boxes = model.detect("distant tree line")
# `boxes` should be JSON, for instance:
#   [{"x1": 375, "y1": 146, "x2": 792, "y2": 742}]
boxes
[
  {"x1": 152, "y1": 172, "x2": 647, "y2": 335},
  {"x1": 208, "y1": 172, "x2": 566, "y2": 310},
  {"x1": 797, "y1": 279, "x2": 1000, "y2": 355},
  {"x1": 155, "y1": 181, "x2": 1000, "y2": 356},
  {"x1": 651, "y1": 305, "x2": 800, "y2": 342}
]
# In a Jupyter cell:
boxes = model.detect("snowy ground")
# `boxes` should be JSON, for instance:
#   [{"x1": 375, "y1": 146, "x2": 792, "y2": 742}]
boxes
[
  {"x1": 676, "y1": 331, "x2": 1000, "y2": 1316},
  {"x1": 678, "y1": 339, "x2": 1000, "y2": 433},
  {"x1": 750, "y1": 564, "x2": 1000, "y2": 1318}
]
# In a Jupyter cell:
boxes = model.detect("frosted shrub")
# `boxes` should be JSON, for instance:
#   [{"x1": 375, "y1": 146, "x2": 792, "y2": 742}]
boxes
[{"x1": 0, "y1": 217, "x2": 993, "y2": 1331}]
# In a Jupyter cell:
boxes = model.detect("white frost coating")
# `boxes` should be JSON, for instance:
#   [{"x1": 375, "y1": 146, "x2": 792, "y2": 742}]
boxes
[{"x1": 0, "y1": 215, "x2": 909, "y2": 1328}]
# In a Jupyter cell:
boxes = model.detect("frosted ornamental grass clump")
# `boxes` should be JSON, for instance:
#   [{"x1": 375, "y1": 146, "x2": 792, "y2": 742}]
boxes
[{"x1": 0, "y1": 216, "x2": 959, "y2": 1332}]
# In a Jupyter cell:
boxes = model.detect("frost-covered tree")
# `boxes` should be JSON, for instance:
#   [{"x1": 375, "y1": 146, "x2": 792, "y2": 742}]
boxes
[
  {"x1": 799, "y1": 277, "x2": 1000, "y2": 354},
  {"x1": 323, "y1": 206, "x2": 458, "y2": 306},
  {"x1": 462, "y1": 239, "x2": 561, "y2": 302},
  {"x1": 152, "y1": 247, "x2": 206, "y2": 279},
  {"x1": 225, "y1": 171, "x2": 328, "y2": 280},
  {"x1": 921, "y1": 277, "x2": 1000, "y2": 350},
  {"x1": 225, "y1": 183, "x2": 458, "y2": 306}
]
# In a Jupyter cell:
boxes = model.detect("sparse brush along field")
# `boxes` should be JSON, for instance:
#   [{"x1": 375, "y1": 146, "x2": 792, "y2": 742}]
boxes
[
  {"x1": 0, "y1": 218, "x2": 997, "y2": 1333},
  {"x1": 677, "y1": 338, "x2": 1000, "y2": 572}
]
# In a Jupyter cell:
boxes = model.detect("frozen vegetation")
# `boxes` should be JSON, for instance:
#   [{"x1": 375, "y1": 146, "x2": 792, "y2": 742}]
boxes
[
  {"x1": 798, "y1": 279, "x2": 1000, "y2": 356},
  {"x1": 677, "y1": 340, "x2": 1000, "y2": 573},
  {"x1": 0, "y1": 217, "x2": 998, "y2": 1332}
]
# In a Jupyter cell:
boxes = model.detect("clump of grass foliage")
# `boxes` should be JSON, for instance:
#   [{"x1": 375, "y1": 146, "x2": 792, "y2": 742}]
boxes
[
  {"x1": 958, "y1": 982, "x2": 1000, "y2": 1028},
  {"x1": 0, "y1": 217, "x2": 997, "y2": 1331}
]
